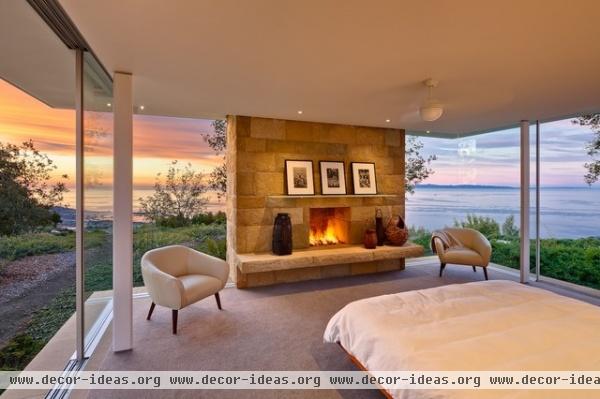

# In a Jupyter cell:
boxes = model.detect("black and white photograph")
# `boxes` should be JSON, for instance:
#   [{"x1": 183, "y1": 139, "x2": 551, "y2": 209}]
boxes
[
  {"x1": 285, "y1": 160, "x2": 315, "y2": 195},
  {"x1": 319, "y1": 161, "x2": 346, "y2": 195},
  {"x1": 351, "y1": 162, "x2": 377, "y2": 194}
]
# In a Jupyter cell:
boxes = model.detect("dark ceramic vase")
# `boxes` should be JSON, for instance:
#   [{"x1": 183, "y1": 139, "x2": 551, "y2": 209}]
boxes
[
  {"x1": 364, "y1": 229, "x2": 377, "y2": 249},
  {"x1": 375, "y1": 208, "x2": 385, "y2": 246},
  {"x1": 272, "y1": 213, "x2": 292, "y2": 255}
]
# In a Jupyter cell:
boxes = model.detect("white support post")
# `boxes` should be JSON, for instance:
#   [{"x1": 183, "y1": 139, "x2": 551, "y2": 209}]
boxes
[
  {"x1": 520, "y1": 120, "x2": 530, "y2": 283},
  {"x1": 112, "y1": 72, "x2": 133, "y2": 351}
]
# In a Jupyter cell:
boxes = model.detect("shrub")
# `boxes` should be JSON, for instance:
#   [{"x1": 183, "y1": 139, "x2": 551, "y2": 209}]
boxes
[{"x1": 454, "y1": 214, "x2": 500, "y2": 239}]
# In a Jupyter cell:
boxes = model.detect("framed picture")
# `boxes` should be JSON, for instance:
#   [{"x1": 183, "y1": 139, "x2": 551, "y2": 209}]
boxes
[
  {"x1": 285, "y1": 160, "x2": 315, "y2": 195},
  {"x1": 351, "y1": 162, "x2": 377, "y2": 195},
  {"x1": 319, "y1": 161, "x2": 347, "y2": 195}
]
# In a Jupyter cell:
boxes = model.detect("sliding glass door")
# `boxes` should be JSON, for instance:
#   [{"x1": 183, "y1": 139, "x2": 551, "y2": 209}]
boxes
[
  {"x1": 80, "y1": 52, "x2": 114, "y2": 356},
  {"x1": 535, "y1": 119, "x2": 600, "y2": 291}
]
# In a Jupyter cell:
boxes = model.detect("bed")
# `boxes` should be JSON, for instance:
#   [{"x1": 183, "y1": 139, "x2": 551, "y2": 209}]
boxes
[{"x1": 324, "y1": 280, "x2": 600, "y2": 399}]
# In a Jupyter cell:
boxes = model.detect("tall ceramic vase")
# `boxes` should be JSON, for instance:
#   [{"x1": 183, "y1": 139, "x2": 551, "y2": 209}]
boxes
[
  {"x1": 272, "y1": 213, "x2": 292, "y2": 255},
  {"x1": 375, "y1": 208, "x2": 385, "y2": 246}
]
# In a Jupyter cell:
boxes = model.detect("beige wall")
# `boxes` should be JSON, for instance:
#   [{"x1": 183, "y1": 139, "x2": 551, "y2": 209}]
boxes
[{"x1": 226, "y1": 115, "x2": 406, "y2": 286}]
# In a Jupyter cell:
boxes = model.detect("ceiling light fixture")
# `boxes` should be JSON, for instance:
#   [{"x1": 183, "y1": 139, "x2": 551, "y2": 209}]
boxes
[
  {"x1": 297, "y1": 110, "x2": 303, "y2": 114},
  {"x1": 385, "y1": 119, "x2": 391, "y2": 123},
  {"x1": 139, "y1": 105, "x2": 145, "y2": 111},
  {"x1": 419, "y1": 79, "x2": 444, "y2": 122},
  {"x1": 106, "y1": 102, "x2": 111, "y2": 107}
]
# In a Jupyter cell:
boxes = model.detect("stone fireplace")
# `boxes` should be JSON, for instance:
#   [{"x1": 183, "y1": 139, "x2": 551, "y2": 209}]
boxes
[
  {"x1": 226, "y1": 116, "x2": 423, "y2": 288},
  {"x1": 309, "y1": 207, "x2": 349, "y2": 247}
]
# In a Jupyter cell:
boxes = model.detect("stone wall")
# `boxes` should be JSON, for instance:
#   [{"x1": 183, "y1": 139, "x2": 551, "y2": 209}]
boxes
[{"x1": 226, "y1": 115, "x2": 406, "y2": 287}]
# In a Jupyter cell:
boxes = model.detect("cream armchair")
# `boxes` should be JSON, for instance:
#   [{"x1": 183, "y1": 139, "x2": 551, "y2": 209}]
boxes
[
  {"x1": 432, "y1": 228, "x2": 492, "y2": 280},
  {"x1": 141, "y1": 245, "x2": 229, "y2": 334}
]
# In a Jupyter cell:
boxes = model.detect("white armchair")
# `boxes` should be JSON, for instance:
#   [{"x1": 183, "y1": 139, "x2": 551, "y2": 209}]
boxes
[
  {"x1": 432, "y1": 228, "x2": 492, "y2": 280},
  {"x1": 141, "y1": 245, "x2": 229, "y2": 334}
]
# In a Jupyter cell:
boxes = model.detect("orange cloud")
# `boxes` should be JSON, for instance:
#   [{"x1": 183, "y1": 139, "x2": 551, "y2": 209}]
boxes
[{"x1": 0, "y1": 79, "x2": 223, "y2": 190}]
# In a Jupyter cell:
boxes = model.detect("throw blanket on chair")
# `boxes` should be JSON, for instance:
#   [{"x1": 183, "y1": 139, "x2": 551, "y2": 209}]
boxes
[{"x1": 430, "y1": 230, "x2": 463, "y2": 254}]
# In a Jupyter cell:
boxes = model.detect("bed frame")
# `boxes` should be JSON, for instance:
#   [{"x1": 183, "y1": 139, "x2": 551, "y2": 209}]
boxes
[{"x1": 338, "y1": 342, "x2": 393, "y2": 399}]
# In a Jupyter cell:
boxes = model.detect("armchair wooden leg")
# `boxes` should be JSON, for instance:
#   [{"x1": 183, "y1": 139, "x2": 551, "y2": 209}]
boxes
[
  {"x1": 483, "y1": 267, "x2": 489, "y2": 280},
  {"x1": 439, "y1": 263, "x2": 446, "y2": 277},
  {"x1": 472, "y1": 266, "x2": 477, "y2": 272},
  {"x1": 215, "y1": 292, "x2": 222, "y2": 310},
  {"x1": 146, "y1": 302, "x2": 155, "y2": 320},
  {"x1": 172, "y1": 309, "x2": 178, "y2": 335}
]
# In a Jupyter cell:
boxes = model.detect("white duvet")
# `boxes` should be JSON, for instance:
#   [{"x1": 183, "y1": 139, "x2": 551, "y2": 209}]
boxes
[{"x1": 324, "y1": 280, "x2": 600, "y2": 399}]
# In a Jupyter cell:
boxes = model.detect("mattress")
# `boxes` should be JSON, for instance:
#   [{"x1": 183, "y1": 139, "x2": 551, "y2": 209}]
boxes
[{"x1": 324, "y1": 280, "x2": 600, "y2": 399}]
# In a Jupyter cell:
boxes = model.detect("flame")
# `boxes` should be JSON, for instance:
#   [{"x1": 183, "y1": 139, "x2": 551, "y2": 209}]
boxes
[{"x1": 309, "y1": 219, "x2": 340, "y2": 246}]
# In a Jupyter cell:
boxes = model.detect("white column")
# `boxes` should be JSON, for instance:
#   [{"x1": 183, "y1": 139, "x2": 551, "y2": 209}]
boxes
[
  {"x1": 75, "y1": 49, "x2": 85, "y2": 360},
  {"x1": 520, "y1": 120, "x2": 530, "y2": 283},
  {"x1": 112, "y1": 72, "x2": 133, "y2": 351}
]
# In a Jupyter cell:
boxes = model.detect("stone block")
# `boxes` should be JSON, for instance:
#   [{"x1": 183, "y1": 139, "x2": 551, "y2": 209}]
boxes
[
  {"x1": 236, "y1": 172, "x2": 255, "y2": 196},
  {"x1": 237, "y1": 208, "x2": 272, "y2": 226},
  {"x1": 320, "y1": 264, "x2": 351, "y2": 279},
  {"x1": 376, "y1": 259, "x2": 403, "y2": 272},
  {"x1": 236, "y1": 116, "x2": 251, "y2": 137},
  {"x1": 240, "y1": 137, "x2": 267, "y2": 152},
  {"x1": 351, "y1": 261, "x2": 378, "y2": 275},
  {"x1": 237, "y1": 196, "x2": 266, "y2": 209},
  {"x1": 238, "y1": 225, "x2": 272, "y2": 253},
  {"x1": 274, "y1": 267, "x2": 321, "y2": 284},
  {"x1": 325, "y1": 124, "x2": 356, "y2": 144},
  {"x1": 245, "y1": 271, "x2": 276, "y2": 287},
  {"x1": 238, "y1": 152, "x2": 276, "y2": 172},
  {"x1": 255, "y1": 172, "x2": 284, "y2": 196},
  {"x1": 350, "y1": 206, "x2": 378, "y2": 222},
  {"x1": 356, "y1": 127, "x2": 385, "y2": 146},
  {"x1": 293, "y1": 224, "x2": 310, "y2": 249},
  {"x1": 379, "y1": 174, "x2": 404, "y2": 194},
  {"x1": 285, "y1": 120, "x2": 319, "y2": 142},
  {"x1": 250, "y1": 118, "x2": 285, "y2": 139},
  {"x1": 385, "y1": 130, "x2": 403, "y2": 147}
]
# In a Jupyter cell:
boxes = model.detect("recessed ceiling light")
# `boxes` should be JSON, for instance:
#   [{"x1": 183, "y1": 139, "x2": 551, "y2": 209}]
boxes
[
  {"x1": 385, "y1": 119, "x2": 391, "y2": 123},
  {"x1": 106, "y1": 103, "x2": 111, "y2": 107},
  {"x1": 297, "y1": 110, "x2": 303, "y2": 114},
  {"x1": 426, "y1": 130, "x2": 431, "y2": 134},
  {"x1": 139, "y1": 105, "x2": 145, "y2": 110}
]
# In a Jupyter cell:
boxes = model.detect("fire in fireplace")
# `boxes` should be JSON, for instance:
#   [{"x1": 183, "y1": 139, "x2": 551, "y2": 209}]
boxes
[{"x1": 309, "y1": 207, "x2": 350, "y2": 246}]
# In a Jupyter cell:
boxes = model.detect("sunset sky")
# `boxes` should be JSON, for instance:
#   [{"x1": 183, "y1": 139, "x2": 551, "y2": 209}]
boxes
[
  {"x1": 1, "y1": 78, "x2": 596, "y2": 213},
  {"x1": 0, "y1": 78, "x2": 221, "y2": 193}
]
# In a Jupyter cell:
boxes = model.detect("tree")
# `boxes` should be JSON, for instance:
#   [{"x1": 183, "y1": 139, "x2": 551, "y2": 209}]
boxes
[
  {"x1": 501, "y1": 215, "x2": 519, "y2": 239},
  {"x1": 139, "y1": 161, "x2": 209, "y2": 225},
  {"x1": 572, "y1": 114, "x2": 600, "y2": 185},
  {"x1": 405, "y1": 135, "x2": 437, "y2": 194},
  {"x1": 202, "y1": 120, "x2": 227, "y2": 199},
  {"x1": 0, "y1": 140, "x2": 67, "y2": 235}
]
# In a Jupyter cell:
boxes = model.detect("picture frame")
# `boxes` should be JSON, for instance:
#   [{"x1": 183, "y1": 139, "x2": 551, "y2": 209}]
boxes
[
  {"x1": 351, "y1": 162, "x2": 377, "y2": 195},
  {"x1": 285, "y1": 160, "x2": 315, "y2": 195},
  {"x1": 319, "y1": 161, "x2": 347, "y2": 195}
]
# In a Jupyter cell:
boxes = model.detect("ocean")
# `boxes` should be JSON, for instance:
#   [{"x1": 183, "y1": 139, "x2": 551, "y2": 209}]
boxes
[
  {"x1": 406, "y1": 186, "x2": 600, "y2": 239},
  {"x1": 61, "y1": 186, "x2": 599, "y2": 239}
]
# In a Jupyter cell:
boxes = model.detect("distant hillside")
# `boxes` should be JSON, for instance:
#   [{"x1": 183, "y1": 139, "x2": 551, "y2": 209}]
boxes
[{"x1": 415, "y1": 184, "x2": 518, "y2": 189}]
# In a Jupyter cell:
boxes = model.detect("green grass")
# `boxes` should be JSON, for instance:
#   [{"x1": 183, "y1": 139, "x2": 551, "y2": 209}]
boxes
[
  {"x1": 0, "y1": 230, "x2": 105, "y2": 261},
  {"x1": 0, "y1": 290, "x2": 75, "y2": 371}
]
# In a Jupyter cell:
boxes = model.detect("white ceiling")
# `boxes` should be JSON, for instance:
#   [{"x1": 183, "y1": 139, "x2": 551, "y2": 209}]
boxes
[
  {"x1": 0, "y1": 1, "x2": 74, "y2": 109},
  {"x1": 16, "y1": 1, "x2": 600, "y2": 135}
]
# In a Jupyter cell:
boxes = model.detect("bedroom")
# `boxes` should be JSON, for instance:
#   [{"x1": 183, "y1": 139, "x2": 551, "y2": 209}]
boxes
[{"x1": 1, "y1": 1, "x2": 600, "y2": 398}]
